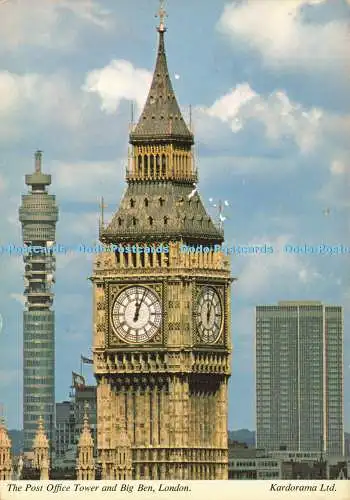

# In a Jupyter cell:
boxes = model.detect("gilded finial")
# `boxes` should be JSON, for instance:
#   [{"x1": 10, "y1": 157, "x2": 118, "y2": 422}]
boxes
[
  {"x1": 35, "y1": 150, "x2": 43, "y2": 173},
  {"x1": 156, "y1": 0, "x2": 167, "y2": 32}
]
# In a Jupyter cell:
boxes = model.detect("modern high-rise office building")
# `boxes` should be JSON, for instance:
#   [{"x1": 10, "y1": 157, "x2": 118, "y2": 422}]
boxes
[
  {"x1": 19, "y1": 151, "x2": 59, "y2": 452},
  {"x1": 256, "y1": 301, "x2": 344, "y2": 456},
  {"x1": 55, "y1": 401, "x2": 75, "y2": 460}
]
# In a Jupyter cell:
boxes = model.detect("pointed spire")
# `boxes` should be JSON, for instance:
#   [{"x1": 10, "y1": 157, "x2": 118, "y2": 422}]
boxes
[
  {"x1": 130, "y1": 2, "x2": 193, "y2": 145},
  {"x1": 157, "y1": 0, "x2": 167, "y2": 33},
  {"x1": 33, "y1": 416, "x2": 49, "y2": 449},
  {"x1": 78, "y1": 402, "x2": 93, "y2": 447},
  {"x1": 0, "y1": 414, "x2": 12, "y2": 481},
  {"x1": 0, "y1": 415, "x2": 11, "y2": 449},
  {"x1": 38, "y1": 415, "x2": 44, "y2": 432}
]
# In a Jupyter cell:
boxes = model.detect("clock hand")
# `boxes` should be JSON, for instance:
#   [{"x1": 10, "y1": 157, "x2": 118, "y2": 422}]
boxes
[
  {"x1": 133, "y1": 288, "x2": 147, "y2": 322},
  {"x1": 140, "y1": 288, "x2": 147, "y2": 306},
  {"x1": 208, "y1": 296, "x2": 215, "y2": 323},
  {"x1": 206, "y1": 302, "x2": 211, "y2": 324},
  {"x1": 133, "y1": 301, "x2": 139, "y2": 322}
]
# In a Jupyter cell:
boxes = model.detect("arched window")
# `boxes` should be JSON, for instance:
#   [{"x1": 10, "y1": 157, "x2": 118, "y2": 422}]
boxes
[
  {"x1": 144, "y1": 155, "x2": 148, "y2": 177},
  {"x1": 164, "y1": 216, "x2": 168, "y2": 225},
  {"x1": 144, "y1": 198, "x2": 148, "y2": 207},
  {"x1": 150, "y1": 155, "x2": 154, "y2": 176},
  {"x1": 159, "y1": 197, "x2": 164, "y2": 207},
  {"x1": 161, "y1": 154, "x2": 166, "y2": 176},
  {"x1": 132, "y1": 217, "x2": 137, "y2": 226},
  {"x1": 131, "y1": 252, "x2": 136, "y2": 267},
  {"x1": 137, "y1": 155, "x2": 142, "y2": 173},
  {"x1": 118, "y1": 217, "x2": 122, "y2": 226},
  {"x1": 149, "y1": 216, "x2": 153, "y2": 226},
  {"x1": 156, "y1": 154, "x2": 160, "y2": 177},
  {"x1": 130, "y1": 199, "x2": 135, "y2": 208}
]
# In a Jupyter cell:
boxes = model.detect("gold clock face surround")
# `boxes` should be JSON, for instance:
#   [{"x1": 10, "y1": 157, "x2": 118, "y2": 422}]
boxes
[
  {"x1": 111, "y1": 285, "x2": 162, "y2": 344},
  {"x1": 195, "y1": 286, "x2": 223, "y2": 344}
]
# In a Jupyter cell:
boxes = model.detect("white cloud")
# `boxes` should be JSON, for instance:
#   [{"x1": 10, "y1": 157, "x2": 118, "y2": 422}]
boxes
[
  {"x1": 206, "y1": 83, "x2": 257, "y2": 126},
  {"x1": 330, "y1": 159, "x2": 349, "y2": 176},
  {"x1": 317, "y1": 158, "x2": 350, "y2": 209},
  {"x1": 9, "y1": 293, "x2": 25, "y2": 306},
  {"x1": 55, "y1": 253, "x2": 81, "y2": 270},
  {"x1": 83, "y1": 60, "x2": 152, "y2": 113},
  {"x1": 298, "y1": 268, "x2": 323, "y2": 283},
  {"x1": 0, "y1": 71, "x2": 86, "y2": 142},
  {"x1": 218, "y1": 0, "x2": 350, "y2": 74},
  {"x1": 54, "y1": 160, "x2": 124, "y2": 203},
  {"x1": 61, "y1": 212, "x2": 100, "y2": 241},
  {"x1": 236, "y1": 235, "x2": 323, "y2": 299},
  {"x1": 200, "y1": 83, "x2": 323, "y2": 153},
  {"x1": 60, "y1": 0, "x2": 111, "y2": 28},
  {"x1": 0, "y1": 0, "x2": 111, "y2": 50}
]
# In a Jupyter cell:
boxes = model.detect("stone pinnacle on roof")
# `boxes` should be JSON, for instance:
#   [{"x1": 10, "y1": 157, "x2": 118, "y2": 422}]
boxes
[
  {"x1": 33, "y1": 416, "x2": 49, "y2": 449},
  {"x1": 0, "y1": 416, "x2": 11, "y2": 449},
  {"x1": 79, "y1": 403, "x2": 94, "y2": 447},
  {"x1": 129, "y1": 0, "x2": 193, "y2": 145}
]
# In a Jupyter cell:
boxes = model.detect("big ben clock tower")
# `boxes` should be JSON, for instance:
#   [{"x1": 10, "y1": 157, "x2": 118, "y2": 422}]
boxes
[{"x1": 91, "y1": 3, "x2": 233, "y2": 480}]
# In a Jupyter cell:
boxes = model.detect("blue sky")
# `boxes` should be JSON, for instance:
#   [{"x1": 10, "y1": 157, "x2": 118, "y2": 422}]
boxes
[{"x1": 0, "y1": 0, "x2": 349, "y2": 432}]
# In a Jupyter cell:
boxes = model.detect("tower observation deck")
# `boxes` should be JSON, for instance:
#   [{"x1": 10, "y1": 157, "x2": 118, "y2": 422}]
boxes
[{"x1": 19, "y1": 151, "x2": 59, "y2": 453}]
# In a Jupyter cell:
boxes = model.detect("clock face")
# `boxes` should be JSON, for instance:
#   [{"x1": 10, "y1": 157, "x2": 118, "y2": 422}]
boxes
[
  {"x1": 111, "y1": 286, "x2": 162, "y2": 344},
  {"x1": 195, "y1": 287, "x2": 223, "y2": 344}
]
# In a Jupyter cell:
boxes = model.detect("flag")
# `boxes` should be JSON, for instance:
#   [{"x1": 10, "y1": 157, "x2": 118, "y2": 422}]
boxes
[
  {"x1": 81, "y1": 355, "x2": 93, "y2": 365},
  {"x1": 72, "y1": 372, "x2": 85, "y2": 388}
]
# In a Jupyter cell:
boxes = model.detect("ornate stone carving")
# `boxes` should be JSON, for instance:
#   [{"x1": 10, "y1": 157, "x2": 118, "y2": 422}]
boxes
[{"x1": 92, "y1": 11, "x2": 232, "y2": 480}]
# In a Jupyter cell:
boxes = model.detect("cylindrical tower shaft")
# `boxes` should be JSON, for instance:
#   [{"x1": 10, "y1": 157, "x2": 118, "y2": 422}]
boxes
[{"x1": 19, "y1": 150, "x2": 59, "y2": 454}]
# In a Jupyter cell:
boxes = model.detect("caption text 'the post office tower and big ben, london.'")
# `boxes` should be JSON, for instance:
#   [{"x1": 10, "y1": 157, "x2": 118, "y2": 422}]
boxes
[{"x1": 91, "y1": 5, "x2": 233, "y2": 480}]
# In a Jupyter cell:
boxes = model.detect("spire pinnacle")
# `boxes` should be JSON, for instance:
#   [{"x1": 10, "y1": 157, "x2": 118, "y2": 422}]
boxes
[
  {"x1": 38, "y1": 415, "x2": 44, "y2": 432},
  {"x1": 78, "y1": 402, "x2": 93, "y2": 448},
  {"x1": 83, "y1": 401, "x2": 89, "y2": 427},
  {"x1": 156, "y1": 0, "x2": 167, "y2": 33},
  {"x1": 35, "y1": 150, "x2": 43, "y2": 173},
  {"x1": 130, "y1": 2, "x2": 193, "y2": 146}
]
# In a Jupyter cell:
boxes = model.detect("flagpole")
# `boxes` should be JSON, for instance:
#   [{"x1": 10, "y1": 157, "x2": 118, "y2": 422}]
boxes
[{"x1": 80, "y1": 356, "x2": 82, "y2": 377}]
